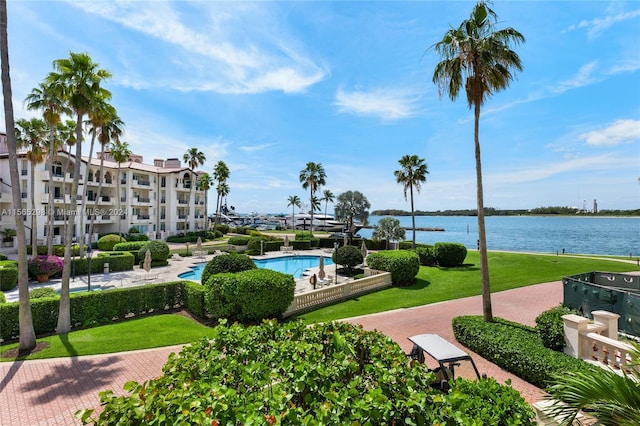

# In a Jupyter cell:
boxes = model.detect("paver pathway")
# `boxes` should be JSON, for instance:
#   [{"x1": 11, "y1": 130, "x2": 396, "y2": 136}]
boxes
[{"x1": 0, "y1": 281, "x2": 563, "y2": 425}]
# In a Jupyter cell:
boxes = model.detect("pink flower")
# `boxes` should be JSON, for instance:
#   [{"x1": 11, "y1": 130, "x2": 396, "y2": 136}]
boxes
[{"x1": 28, "y1": 255, "x2": 64, "y2": 276}]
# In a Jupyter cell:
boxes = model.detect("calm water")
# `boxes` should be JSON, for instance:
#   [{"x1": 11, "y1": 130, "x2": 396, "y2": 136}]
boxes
[
  {"x1": 179, "y1": 255, "x2": 333, "y2": 280},
  {"x1": 359, "y1": 215, "x2": 640, "y2": 256}
]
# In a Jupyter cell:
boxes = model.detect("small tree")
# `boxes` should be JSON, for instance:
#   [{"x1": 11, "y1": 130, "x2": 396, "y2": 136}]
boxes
[
  {"x1": 371, "y1": 217, "x2": 405, "y2": 250},
  {"x1": 332, "y1": 245, "x2": 363, "y2": 275}
]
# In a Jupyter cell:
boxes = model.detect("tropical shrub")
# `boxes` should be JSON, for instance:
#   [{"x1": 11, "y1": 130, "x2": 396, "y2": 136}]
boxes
[
  {"x1": 0, "y1": 260, "x2": 18, "y2": 291},
  {"x1": 201, "y1": 253, "x2": 256, "y2": 285},
  {"x1": 27, "y1": 255, "x2": 64, "y2": 277},
  {"x1": 30, "y1": 287, "x2": 59, "y2": 299},
  {"x1": 246, "y1": 236, "x2": 269, "y2": 255},
  {"x1": 366, "y1": 250, "x2": 420, "y2": 286},
  {"x1": 332, "y1": 245, "x2": 363, "y2": 273},
  {"x1": 535, "y1": 304, "x2": 574, "y2": 351},
  {"x1": 70, "y1": 252, "x2": 135, "y2": 275},
  {"x1": 227, "y1": 235, "x2": 250, "y2": 246},
  {"x1": 137, "y1": 240, "x2": 170, "y2": 266},
  {"x1": 125, "y1": 233, "x2": 149, "y2": 242},
  {"x1": 415, "y1": 246, "x2": 437, "y2": 266},
  {"x1": 112, "y1": 241, "x2": 149, "y2": 264},
  {"x1": 127, "y1": 227, "x2": 140, "y2": 234},
  {"x1": 204, "y1": 269, "x2": 295, "y2": 322},
  {"x1": 453, "y1": 315, "x2": 602, "y2": 389},
  {"x1": 27, "y1": 244, "x2": 82, "y2": 257},
  {"x1": 0, "y1": 292, "x2": 5, "y2": 304},
  {"x1": 433, "y1": 242, "x2": 467, "y2": 267},
  {"x1": 215, "y1": 223, "x2": 229, "y2": 234},
  {"x1": 0, "y1": 252, "x2": 7, "y2": 261},
  {"x1": 97, "y1": 234, "x2": 126, "y2": 251},
  {"x1": 77, "y1": 320, "x2": 535, "y2": 425}
]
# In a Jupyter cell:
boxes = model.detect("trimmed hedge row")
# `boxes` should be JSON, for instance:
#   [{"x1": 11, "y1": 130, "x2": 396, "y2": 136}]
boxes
[
  {"x1": 452, "y1": 315, "x2": 602, "y2": 389},
  {"x1": 113, "y1": 241, "x2": 149, "y2": 263},
  {"x1": 366, "y1": 250, "x2": 420, "y2": 286},
  {"x1": 0, "y1": 260, "x2": 18, "y2": 291},
  {"x1": 69, "y1": 251, "x2": 135, "y2": 275},
  {"x1": 26, "y1": 244, "x2": 82, "y2": 257},
  {"x1": 0, "y1": 280, "x2": 205, "y2": 341}
]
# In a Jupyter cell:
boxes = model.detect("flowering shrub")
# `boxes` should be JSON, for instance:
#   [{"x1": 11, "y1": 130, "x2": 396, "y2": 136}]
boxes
[{"x1": 27, "y1": 255, "x2": 64, "y2": 277}]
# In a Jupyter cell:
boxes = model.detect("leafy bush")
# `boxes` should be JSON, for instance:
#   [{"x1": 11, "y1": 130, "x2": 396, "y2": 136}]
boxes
[
  {"x1": 434, "y1": 242, "x2": 467, "y2": 267},
  {"x1": 246, "y1": 236, "x2": 269, "y2": 255},
  {"x1": 227, "y1": 236, "x2": 250, "y2": 246},
  {"x1": 80, "y1": 320, "x2": 535, "y2": 425},
  {"x1": 30, "y1": 287, "x2": 59, "y2": 299},
  {"x1": 137, "y1": 240, "x2": 170, "y2": 264},
  {"x1": 97, "y1": 234, "x2": 126, "y2": 251},
  {"x1": 415, "y1": 246, "x2": 437, "y2": 266},
  {"x1": 0, "y1": 260, "x2": 18, "y2": 291},
  {"x1": 125, "y1": 233, "x2": 149, "y2": 242},
  {"x1": 0, "y1": 252, "x2": 7, "y2": 261},
  {"x1": 205, "y1": 269, "x2": 295, "y2": 322},
  {"x1": 128, "y1": 227, "x2": 140, "y2": 234},
  {"x1": 71, "y1": 252, "x2": 135, "y2": 275},
  {"x1": 214, "y1": 223, "x2": 229, "y2": 234},
  {"x1": 27, "y1": 244, "x2": 82, "y2": 257},
  {"x1": 366, "y1": 250, "x2": 420, "y2": 286},
  {"x1": 535, "y1": 305, "x2": 574, "y2": 351},
  {"x1": 27, "y1": 255, "x2": 64, "y2": 277},
  {"x1": 0, "y1": 292, "x2": 5, "y2": 304},
  {"x1": 332, "y1": 245, "x2": 363, "y2": 273},
  {"x1": 201, "y1": 253, "x2": 256, "y2": 285},
  {"x1": 113, "y1": 241, "x2": 149, "y2": 263},
  {"x1": 453, "y1": 315, "x2": 602, "y2": 389}
]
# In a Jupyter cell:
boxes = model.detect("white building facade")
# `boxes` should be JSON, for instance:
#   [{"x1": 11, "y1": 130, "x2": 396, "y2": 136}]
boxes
[{"x1": 0, "y1": 134, "x2": 207, "y2": 248}]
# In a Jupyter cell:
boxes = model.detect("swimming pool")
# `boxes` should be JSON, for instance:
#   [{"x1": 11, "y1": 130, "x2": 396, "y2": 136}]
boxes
[{"x1": 178, "y1": 255, "x2": 333, "y2": 280}]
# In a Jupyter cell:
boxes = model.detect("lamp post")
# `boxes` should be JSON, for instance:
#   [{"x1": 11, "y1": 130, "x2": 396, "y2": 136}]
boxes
[
  {"x1": 86, "y1": 246, "x2": 93, "y2": 292},
  {"x1": 72, "y1": 252, "x2": 76, "y2": 281}
]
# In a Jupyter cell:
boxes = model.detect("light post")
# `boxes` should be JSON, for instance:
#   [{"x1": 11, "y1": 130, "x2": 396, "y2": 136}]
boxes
[
  {"x1": 72, "y1": 252, "x2": 76, "y2": 281},
  {"x1": 86, "y1": 246, "x2": 93, "y2": 292}
]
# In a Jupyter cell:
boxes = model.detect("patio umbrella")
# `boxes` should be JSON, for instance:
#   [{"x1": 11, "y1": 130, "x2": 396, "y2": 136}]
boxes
[
  {"x1": 343, "y1": 235, "x2": 348, "y2": 247},
  {"x1": 360, "y1": 241, "x2": 368, "y2": 265},
  {"x1": 318, "y1": 255, "x2": 326, "y2": 280},
  {"x1": 143, "y1": 249, "x2": 152, "y2": 277},
  {"x1": 284, "y1": 235, "x2": 289, "y2": 247},
  {"x1": 196, "y1": 236, "x2": 202, "y2": 252}
]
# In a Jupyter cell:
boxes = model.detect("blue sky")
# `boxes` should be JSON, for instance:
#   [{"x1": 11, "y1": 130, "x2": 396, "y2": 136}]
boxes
[{"x1": 4, "y1": 1, "x2": 640, "y2": 214}]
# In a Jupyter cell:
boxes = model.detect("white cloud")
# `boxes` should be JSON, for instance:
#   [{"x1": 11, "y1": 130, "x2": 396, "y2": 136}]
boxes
[
  {"x1": 335, "y1": 87, "x2": 421, "y2": 121},
  {"x1": 240, "y1": 143, "x2": 276, "y2": 153},
  {"x1": 552, "y1": 62, "x2": 599, "y2": 94},
  {"x1": 70, "y1": 1, "x2": 327, "y2": 94},
  {"x1": 578, "y1": 119, "x2": 640, "y2": 146},
  {"x1": 564, "y1": 9, "x2": 640, "y2": 38}
]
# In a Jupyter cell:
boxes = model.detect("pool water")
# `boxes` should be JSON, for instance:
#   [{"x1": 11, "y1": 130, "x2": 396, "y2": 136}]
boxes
[{"x1": 179, "y1": 255, "x2": 333, "y2": 280}]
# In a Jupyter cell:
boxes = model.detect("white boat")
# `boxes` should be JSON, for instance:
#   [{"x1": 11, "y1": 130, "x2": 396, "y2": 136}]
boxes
[{"x1": 286, "y1": 212, "x2": 361, "y2": 233}]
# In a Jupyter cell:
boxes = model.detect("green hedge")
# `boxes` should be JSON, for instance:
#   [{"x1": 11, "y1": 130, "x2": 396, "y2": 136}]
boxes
[
  {"x1": 97, "y1": 234, "x2": 126, "y2": 251},
  {"x1": 535, "y1": 305, "x2": 575, "y2": 351},
  {"x1": 0, "y1": 252, "x2": 8, "y2": 261},
  {"x1": 366, "y1": 250, "x2": 420, "y2": 286},
  {"x1": 138, "y1": 240, "x2": 170, "y2": 263},
  {"x1": 452, "y1": 315, "x2": 602, "y2": 389},
  {"x1": 113, "y1": 241, "x2": 149, "y2": 264},
  {"x1": 0, "y1": 260, "x2": 18, "y2": 291},
  {"x1": 434, "y1": 242, "x2": 468, "y2": 267},
  {"x1": 0, "y1": 280, "x2": 204, "y2": 341},
  {"x1": 70, "y1": 251, "x2": 135, "y2": 275},
  {"x1": 227, "y1": 236, "x2": 250, "y2": 245},
  {"x1": 201, "y1": 253, "x2": 256, "y2": 286},
  {"x1": 26, "y1": 244, "x2": 82, "y2": 257},
  {"x1": 332, "y1": 245, "x2": 363, "y2": 273},
  {"x1": 205, "y1": 269, "x2": 295, "y2": 322}
]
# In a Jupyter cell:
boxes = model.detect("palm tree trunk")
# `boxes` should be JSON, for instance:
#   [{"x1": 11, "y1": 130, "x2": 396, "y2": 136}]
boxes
[
  {"x1": 309, "y1": 192, "x2": 314, "y2": 238},
  {"x1": 88, "y1": 153, "x2": 105, "y2": 241},
  {"x1": 410, "y1": 184, "x2": 416, "y2": 250},
  {"x1": 474, "y1": 102, "x2": 492, "y2": 322},
  {"x1": 30, "y1": 162, "x2": 37, "y2": 260},
  {"x1": 1, "y1": 0, "x2": 37, "y2": 351},
  {"x1": 46, "y1": 129, "x2": 55, "y2": 256},
  {"x1": 213, "y1": 192, "x2": 220, "y2": 232},
  {"x1": 117, "y1": 163, "x2": 122, "y2": 237},
  {"x1": 78, "y1": 132, "x2": 97, "y2": 258},
  {"x1": 57, "y1": 115, "x2": 83, "y2": 334}
]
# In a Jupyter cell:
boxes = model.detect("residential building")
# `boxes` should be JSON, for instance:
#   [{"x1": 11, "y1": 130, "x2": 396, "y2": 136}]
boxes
[{"x1": 0, "y1": 133, "x2": 207, "y2": 248}]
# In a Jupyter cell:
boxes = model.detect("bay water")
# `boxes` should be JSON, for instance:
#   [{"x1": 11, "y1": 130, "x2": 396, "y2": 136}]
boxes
[{"x1": 359, "y1": 215, "x2": 640, "y2": 257}]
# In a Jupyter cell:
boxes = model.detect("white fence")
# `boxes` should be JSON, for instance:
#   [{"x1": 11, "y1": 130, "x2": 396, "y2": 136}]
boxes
[{"x1": 283, "y1": 270, "x2": 392, "y2": 317}]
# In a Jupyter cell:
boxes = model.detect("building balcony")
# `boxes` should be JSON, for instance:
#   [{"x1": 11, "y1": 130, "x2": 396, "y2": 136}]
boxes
[
  {"x1": 178, "y1": 214, "x2": 188, "y2": 220},
  {"x1": 177, "y1": 199, "x2": 189, "y2": 205},
  {"x1": 133, "y1": 179, "x2": 151, "y2": 187},
  {"x1": 131, "y1": 214, "x2": 151, "y2": 223}
]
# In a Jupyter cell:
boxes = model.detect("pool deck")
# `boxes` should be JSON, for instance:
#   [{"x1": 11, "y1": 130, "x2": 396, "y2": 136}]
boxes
[{"x1": 2, "y1": 248, "x2": 337, "y2": 302}]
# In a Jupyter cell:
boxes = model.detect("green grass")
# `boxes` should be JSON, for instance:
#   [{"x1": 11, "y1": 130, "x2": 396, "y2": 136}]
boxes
[
  {"x1": 0, "y1": 314, "x2": 213, "y2": 362},
  {"x1": 2, "y1": 251, "x2": 637, "y2": 360},
  {"x1": 294, "y1": 251, "x2": 639, "y2": 323}
]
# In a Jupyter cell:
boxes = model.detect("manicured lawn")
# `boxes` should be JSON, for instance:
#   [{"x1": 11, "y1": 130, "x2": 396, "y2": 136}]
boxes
[
  {"x1": 1, "y1": 251, "x2": 637, "y2": 360},
  {"x1": 0, "y1": 314, "x2": 212, "y2": 362},
  {"x1": 295, "y1": 251, "x2": 639, "y2": 323}
]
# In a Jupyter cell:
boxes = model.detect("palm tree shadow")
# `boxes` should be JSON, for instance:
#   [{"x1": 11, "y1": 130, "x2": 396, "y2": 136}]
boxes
[{"x1": 59, "y1": 332, "x2": 78, "y2": 357}]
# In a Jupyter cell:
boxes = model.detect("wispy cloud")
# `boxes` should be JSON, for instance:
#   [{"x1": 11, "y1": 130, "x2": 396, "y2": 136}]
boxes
[
  {"x1": 551, "y1": 61, "x2": 599, "y2": 94},
  {"x1": 70, "y1": 1, "x2": 327, "y2": 94},
  {"x1": 335, "y1": 87, "x2": 421, "y2": 121},
  {"x1": 578, "y1": 119, "x2": 640, "y2": 146},
  {"x1": 563, "y1": 9, "x2": 640, "y2": 38},
  {"x1": 240, "y1": 143, "x2": 276, "y2": 153}
]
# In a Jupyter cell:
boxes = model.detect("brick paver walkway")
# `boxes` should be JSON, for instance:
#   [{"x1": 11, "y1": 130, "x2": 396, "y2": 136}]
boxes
[{"x1": 0, "y1": 281, "x2": 562, "y2": 425}]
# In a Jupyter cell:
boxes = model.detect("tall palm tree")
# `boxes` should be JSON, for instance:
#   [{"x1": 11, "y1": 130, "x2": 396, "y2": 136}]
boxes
[
  {"x1": 321, "y1": 189, "x2": 335, "y2": 219},
  {"x1": 287, "y1": 195, "x2": 302, "y2": 231},
  {"x1": 432, "y1": 0, "x2": 524, "y2": 322},
  {"x1": 110, "y1": 140, "x2": 131, "y2": 238},
  {"x1": 88, "y1": 105, "x2": 123, "y2": 241},
  {"x1": 196, "y1": 172, "x2": 213, "y2": 230},
  {"x1": 212, "y1": 160, "x2": 229, "y2": 232},
  {"x1": 183, "y1": 148, "x2": 206, "y2": 225},
  {"x1": 299, "y1": 162, "x2": 326, "y2": 238},
  {"x1": 334, "y1": 190, "x2": 371, "y2": 244},
  {"x1": 1, "y1": 0, "x2": 37, "y2": 352},
  {"x1": 47, "y1": 52, "x2": 112, "y2": 334},
  {"x1": 394, "y1": 155, "x2": 428, "y2": 250},
  {"x1": 215, "y1": 181, "x2": 230, "y2": 230},
  {"x1": 16, "y1": 118, "x2": 47, "y2": 260},
  {"x1": 25, "y1": 80, "x2": 70, "y2": 255}
]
